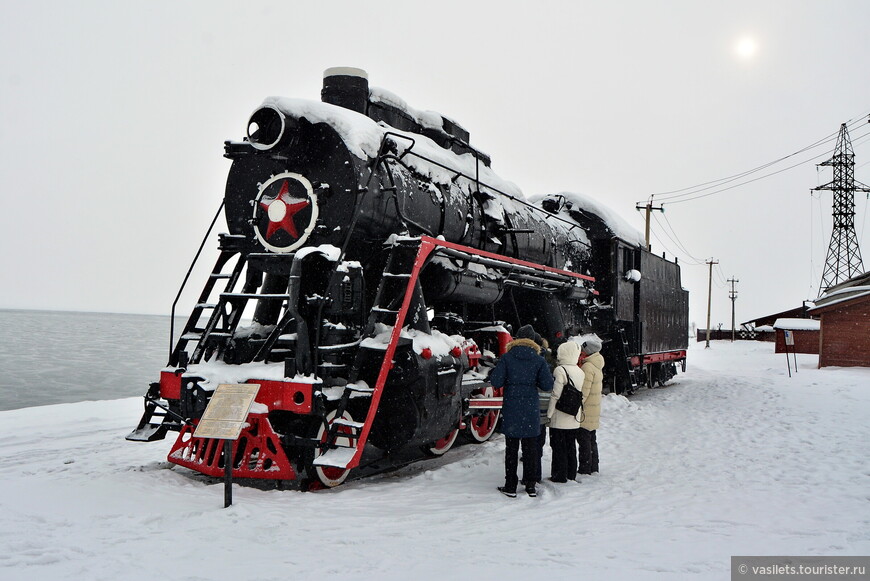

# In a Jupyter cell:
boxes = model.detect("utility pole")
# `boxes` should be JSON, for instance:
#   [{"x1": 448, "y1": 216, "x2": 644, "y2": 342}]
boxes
[
  {"x1": 636, "y1": 197, "x2": 664, "y2": 251},
  {"x1": 728, "y1": 277, "x2": 739, "y2": 342},
  {"x1": 705, "y1": 258, "x2": 719, "y2": 348}
]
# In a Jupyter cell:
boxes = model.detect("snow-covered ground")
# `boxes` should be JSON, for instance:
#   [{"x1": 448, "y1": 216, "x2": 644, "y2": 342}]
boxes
[{"x1": 1, "y1": 340, "x2": 867, "y2": 580}]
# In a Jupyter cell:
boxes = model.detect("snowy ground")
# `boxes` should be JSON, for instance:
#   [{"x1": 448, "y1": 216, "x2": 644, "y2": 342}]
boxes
[{"x1": 0, "y1": 340, "x2": 867, "y2": 580}]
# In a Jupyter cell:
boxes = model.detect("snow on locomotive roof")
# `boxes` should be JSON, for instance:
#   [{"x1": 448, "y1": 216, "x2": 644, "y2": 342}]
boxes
[
  {"x1": 531, "y1": 191, "x2": 646, "y2": 247},
  {"x1": 259, "y1": 96, "x2": 523, "y2": 200},
  {"x1": 259, "y1": 96, "x2": 638, "y2": 247},
  {"x1": 368, "y1": 86, "x2": 445, "y2": 132},
  {"x1": 260, "y1": 96, "x2": 384, "y2": 159}
]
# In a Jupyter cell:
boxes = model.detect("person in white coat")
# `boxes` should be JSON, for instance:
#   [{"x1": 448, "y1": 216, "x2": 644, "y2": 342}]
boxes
[{"x1": 546, "y1": 340, "x2": 585, "y2": 482}]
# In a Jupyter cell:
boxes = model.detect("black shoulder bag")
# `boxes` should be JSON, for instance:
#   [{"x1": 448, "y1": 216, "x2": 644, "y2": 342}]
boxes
[{"x1": 554, "y1": 366, "x2": 583, "y2": 416}]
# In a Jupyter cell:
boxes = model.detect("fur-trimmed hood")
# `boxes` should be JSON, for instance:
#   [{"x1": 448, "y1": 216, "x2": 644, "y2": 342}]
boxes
[{"x1": 505, "y1": 338, "x2": 541, "y2": 355}]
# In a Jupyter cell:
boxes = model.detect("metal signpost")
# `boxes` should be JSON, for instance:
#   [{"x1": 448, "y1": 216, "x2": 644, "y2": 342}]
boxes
[
  {"x1": 783, "y1": 330, "x2": 797, "y2": 377},
  {"x1": 193, "y1": 383, "x2": 260, "y2": 507}
]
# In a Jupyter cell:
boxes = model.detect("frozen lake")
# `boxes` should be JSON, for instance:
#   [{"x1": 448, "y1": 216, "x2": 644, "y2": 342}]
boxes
[{"x1": 0, "y1": 309, "x2": 178, "y2": 411}]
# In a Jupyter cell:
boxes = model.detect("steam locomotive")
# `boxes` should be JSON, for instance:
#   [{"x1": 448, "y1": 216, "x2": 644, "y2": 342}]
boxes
[{"x1": 128, "y1": 67, "x2": 688, "y2": 488}]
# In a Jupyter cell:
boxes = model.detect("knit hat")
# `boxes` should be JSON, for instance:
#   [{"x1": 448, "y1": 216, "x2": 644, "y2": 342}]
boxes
[
  {"x1": 516, "y1": 324, "x2": 537, "y2": 341},
  {"x1": 581, "y1": 336, "x2": 602, "y2": 354}
]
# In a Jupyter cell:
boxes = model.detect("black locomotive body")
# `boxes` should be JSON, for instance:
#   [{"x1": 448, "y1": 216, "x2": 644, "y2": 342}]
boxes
[{"x1": 128, "y1": 67, "x2": 688, "y2": 488}]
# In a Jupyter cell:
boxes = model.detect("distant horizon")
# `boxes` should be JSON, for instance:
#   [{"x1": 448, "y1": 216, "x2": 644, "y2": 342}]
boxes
[
  {"x1": 0, "y1": 307, "x2": 180, "y2": 319},
  {"x1": 1, "y1": 303, "x2": 818, "y2": 330}
]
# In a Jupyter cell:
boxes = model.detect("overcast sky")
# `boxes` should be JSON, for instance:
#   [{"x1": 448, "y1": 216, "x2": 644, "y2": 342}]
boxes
[{"x1": 2, "y1": 0, "x2": 869, "y2": 330}]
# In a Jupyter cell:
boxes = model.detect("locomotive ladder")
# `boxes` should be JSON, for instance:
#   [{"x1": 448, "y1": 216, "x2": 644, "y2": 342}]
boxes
[
  {"x1": 129, "y1": 235, "x2": 253, "y2": 441},
  {"x1": 312, "y1": 237, "x2": 424, "y2": 472},
  {"x1": 131, "y1": 235, "x2": 289, "y2": 441},
  {"x1": 170, "y1": 236, "x2": 296, "y2": 366},
  {"x1": 313, "y1": 235, "x2": 596, "y2": 472},
  {"x1": 616, "y1": 327, "x2": 640, "y2": 392}
]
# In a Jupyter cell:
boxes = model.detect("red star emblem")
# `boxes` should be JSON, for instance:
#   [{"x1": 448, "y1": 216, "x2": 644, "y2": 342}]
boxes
[{"x1": 259, "y1": 180, "x2": 310, "y2": 240}]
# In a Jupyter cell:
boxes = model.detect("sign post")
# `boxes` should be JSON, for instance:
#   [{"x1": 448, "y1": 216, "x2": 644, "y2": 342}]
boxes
[
  {"x1": 784, "y1": 330, "x2": 794, "y2": 377},
  {"x1": 193, "y1": 383, "x2": 260, "y2": 508}
]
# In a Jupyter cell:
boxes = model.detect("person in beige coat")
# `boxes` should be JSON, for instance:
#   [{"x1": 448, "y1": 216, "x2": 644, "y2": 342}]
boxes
[
  {"x1": 546, "y1": 340, "x2": 585, "y2": 482},
  {"x1": 577, "y1": 336, "x2": 604, "y2": 474}
]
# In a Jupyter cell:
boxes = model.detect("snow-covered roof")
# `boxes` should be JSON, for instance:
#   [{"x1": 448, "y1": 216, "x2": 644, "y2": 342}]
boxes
[
  {"x1": 810, "y1": 278, "x2": 870, "y2": 312},
  {"x1": 810, "y1": 272, "x2": 870, "y2": 311},
  {"x1": 773, "y1": 318, "x2": 820, "y2": 331}
]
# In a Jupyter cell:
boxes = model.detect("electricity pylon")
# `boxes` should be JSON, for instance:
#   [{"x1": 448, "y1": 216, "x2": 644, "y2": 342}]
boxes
[{"x1": 813, "y1": 123, "x2": 870, "y2": 294}]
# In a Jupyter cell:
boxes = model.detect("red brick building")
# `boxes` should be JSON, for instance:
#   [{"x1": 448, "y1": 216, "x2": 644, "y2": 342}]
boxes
[
  {"x1": 773, "y1": 318, "x2": 820, "y2": 354},
  {"x1": 808, "y1": 272, "x2": 870, "y2": 368}
]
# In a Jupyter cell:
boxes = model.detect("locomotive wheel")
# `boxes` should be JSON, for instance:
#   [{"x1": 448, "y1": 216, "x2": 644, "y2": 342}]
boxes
[
  {"x1": 423, "y1": 426, "x2": 460, "y2": 456},
  {"x1": 312, "y1": 409, "x2": 355, "y2": 488},
  {"x1": 465, "y1": 386, "x2": 501, "y2": 443},
  {"x1": 646, "y1": 365, "x2": 656, "y2": 388}
]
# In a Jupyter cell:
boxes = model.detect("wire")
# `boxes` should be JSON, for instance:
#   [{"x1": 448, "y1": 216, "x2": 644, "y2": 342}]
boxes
[
  {"x1": 652, "y1": 129, "x2": 838, "y2": 199},
  {"x1": 661, "y1": 212, "x2": 706, "y2": 264},
  {"x1": 861, "y1": 194, "x2": 869, "y2": 247},
  {"x1": 714, "y1": 263, "x2": 730, "y2": 288},
  {"x1": 663, "y1": 129, "x2": 870, "y2": 206},
  {"x1": 647, "y1": 227, "x2": 682, "y2": 262},
  {"x1": 649, "y1": 213, "x2": 705, "y2": 265},
  {"x1": 644, "y1": 114, "x2": 870, "y2": 205}
]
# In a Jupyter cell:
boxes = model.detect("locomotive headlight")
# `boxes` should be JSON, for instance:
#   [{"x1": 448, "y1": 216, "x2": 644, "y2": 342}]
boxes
[
  {"x1": 625, "y1": 269, "x2": 642, "y2": 283},
  {"x1": 247, "y1": 105, "x2": 296, "y2": 150}
]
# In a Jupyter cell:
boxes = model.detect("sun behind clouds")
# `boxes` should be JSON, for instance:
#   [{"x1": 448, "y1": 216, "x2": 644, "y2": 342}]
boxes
[{"x1": 735, "y1": 36, "x2": 758, "y2": 59}]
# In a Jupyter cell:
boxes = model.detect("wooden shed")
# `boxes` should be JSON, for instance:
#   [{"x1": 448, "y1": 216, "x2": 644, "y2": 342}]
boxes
[
  {"x1": 808, "y1": 272, "x2": 870, "y2": 368},
  {"x1": 741, "y1": 305, "x2": 812, "y2": 343}
]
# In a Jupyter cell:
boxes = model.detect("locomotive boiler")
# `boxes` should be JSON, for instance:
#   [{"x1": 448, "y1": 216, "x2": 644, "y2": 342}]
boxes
[{"x1": 128, "y1": 67, "x2": 688, "y2": 488}]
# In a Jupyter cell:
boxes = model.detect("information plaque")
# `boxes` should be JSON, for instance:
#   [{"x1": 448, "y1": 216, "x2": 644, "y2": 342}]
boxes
[{"x1": 193, "y1": 383, "x2": 260, "y2": 440}]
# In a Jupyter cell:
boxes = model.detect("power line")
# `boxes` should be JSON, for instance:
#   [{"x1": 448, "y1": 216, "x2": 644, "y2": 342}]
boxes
[
  {"x1": 713, "y1": 263, "x2": 729, "y2": 288},
  {"x1": 643, "y1": 114, "x2": 870, "y2": 206},
  {"x1": 652, "y1": 129, "x2": 839, "y2": 200},
  {"x1": 647, "y1": 226, "x2": 695, "y2": 267},
  {"x1": 651, "y1": 114, "x2": 869, "y2": 200},
  {"x1": 661, "y1": 130, "x2": 870, "y2": 206},
  {"x1": 661, "y1": 211, "x2": 706, "y2": 264},
  {"x1": 649, "y1": 213, "x2": 705, "y2": 265}
]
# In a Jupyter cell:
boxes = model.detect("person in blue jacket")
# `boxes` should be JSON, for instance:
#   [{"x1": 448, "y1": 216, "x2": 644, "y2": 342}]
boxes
[{"x1": 490, "y1": 324, "x2": 554, "y2": 497}]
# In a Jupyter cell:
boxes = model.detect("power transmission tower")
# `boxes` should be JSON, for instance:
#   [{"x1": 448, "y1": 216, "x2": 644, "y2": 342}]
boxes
[
  {"x1": 705, "y1": 258, "x2": 718, "y2": 348},
  {"x1": 813, "y1": 123, "x2": 870, "y2": 293},
  {"x1": 728, "y1": 277, "x2": 739, "y2": 342},
  {"x1": 636, "y1": 197, "x2": 664, "y2": 251}
]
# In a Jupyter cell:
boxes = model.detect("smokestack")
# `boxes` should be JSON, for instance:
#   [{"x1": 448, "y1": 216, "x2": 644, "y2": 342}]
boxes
[{"x1": 321, "y1": 67, "x2": 369, "y2": 114}]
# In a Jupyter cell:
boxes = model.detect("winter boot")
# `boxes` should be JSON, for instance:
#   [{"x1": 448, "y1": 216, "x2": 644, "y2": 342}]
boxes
[
  {"x1": 498, "y1": 486, "x2": 517, "y2": 498},
  {"x1": 525, "y1": 484, "x2": 537, "y2": 497}
]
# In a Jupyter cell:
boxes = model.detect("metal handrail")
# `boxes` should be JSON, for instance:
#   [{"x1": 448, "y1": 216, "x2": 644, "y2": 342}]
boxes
[{"x1": 169, "y1": 200, "x2": 226, "y2": 363}]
